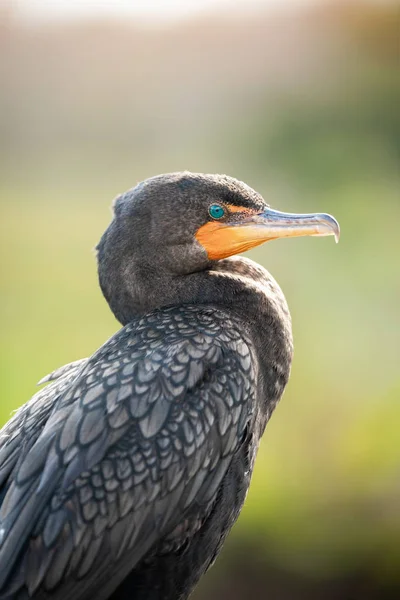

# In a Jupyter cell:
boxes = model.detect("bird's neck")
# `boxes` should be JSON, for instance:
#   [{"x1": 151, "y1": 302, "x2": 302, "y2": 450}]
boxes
[{"x1": 99, "y1": 254, "x2": 293, "y2": 382}]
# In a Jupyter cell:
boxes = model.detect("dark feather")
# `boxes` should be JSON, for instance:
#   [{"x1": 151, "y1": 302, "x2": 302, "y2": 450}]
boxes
[{"x1": 0, "y1": 306, "x2": 255, "y2": 599}]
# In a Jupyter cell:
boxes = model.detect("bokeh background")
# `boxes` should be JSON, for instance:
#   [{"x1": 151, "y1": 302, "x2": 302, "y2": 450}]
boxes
[{"x1": 1, "y1": 1, "x2": 399, "y2": 598}]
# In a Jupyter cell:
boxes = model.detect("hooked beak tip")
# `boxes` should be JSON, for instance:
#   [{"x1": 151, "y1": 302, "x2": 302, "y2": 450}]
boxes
[{"x1": 313, "y1": 213, "x2": 340, "y2": 243}]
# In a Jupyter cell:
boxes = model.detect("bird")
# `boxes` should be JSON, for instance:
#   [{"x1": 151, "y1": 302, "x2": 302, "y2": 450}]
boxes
[{"x1": 0, "y1": 172, "x2": 339, "y2": 600}]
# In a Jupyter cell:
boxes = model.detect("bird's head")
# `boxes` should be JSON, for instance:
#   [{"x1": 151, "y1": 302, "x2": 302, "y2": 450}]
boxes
[
  {"x1": 97, "y1": 172, "x2": 339, "y2": 322},
  {"x1": 99, "y1": 171, "x2": 339, "y2": 269}
]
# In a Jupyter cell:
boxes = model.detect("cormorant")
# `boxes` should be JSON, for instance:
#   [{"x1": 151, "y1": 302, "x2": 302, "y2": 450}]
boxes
[{"x1": 0, "y1": 172, "x2": 339, "y2": 600}]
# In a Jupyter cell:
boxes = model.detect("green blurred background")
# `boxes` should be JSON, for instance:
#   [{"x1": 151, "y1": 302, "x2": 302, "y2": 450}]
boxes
[{"x1": 1, "y1": 1, "x2": 399, "y2": 598}]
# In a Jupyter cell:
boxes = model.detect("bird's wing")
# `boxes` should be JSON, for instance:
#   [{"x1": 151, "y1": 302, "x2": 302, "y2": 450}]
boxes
[
  {"x1": 37, "y1": 358, "x2": 88, "y2": 385},
  {"x1": 0, "y1": 360, "x2": 86, "y2": 494},
  {"x1": 0, "y1": 306, "x2": 256, "y2": 599}
]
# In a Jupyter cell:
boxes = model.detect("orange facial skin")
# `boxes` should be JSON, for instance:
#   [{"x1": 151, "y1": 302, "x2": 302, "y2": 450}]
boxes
[{"x1": 195, "y1": 204, "x2": 266, "y2": 261}]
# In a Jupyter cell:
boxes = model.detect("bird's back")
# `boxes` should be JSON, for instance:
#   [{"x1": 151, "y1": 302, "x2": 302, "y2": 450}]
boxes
[{"x1": 0, "y1": 305, "x2": 259, "y2": 600}]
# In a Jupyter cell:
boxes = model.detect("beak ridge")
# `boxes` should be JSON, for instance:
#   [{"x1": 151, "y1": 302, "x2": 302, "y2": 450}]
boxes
[{"x1": 254, "y1": 208, "x2": 340, "y2": 243}]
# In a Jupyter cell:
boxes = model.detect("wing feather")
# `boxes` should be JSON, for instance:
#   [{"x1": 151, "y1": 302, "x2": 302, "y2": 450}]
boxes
[{"x1": 0, "y1": 306, "x2": 256, "y2": 599}]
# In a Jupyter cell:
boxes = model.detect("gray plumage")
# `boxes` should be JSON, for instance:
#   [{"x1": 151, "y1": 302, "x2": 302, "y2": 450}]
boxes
[{"x1": 0, "y1": 307, "x2": 261, "y2": 600}]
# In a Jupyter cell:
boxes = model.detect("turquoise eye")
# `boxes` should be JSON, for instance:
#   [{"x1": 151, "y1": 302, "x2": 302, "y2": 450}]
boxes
[{"x1": 209, "y1": 204, "x2": 225, "y2": 220}]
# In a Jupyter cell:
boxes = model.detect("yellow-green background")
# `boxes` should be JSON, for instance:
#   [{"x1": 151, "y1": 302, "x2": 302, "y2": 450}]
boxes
[{"x1": 1, "y1": 3, "x2": 399, "y2": 598}]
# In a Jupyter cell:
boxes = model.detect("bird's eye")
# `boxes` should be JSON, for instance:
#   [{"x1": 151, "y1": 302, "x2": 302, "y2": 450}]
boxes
[{"x1": 208, "y1": 204, "x2": 226, "y2": 220}]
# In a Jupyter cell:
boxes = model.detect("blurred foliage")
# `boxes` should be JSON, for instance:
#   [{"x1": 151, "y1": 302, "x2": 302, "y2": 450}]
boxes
[{"x1": 0, "y1": 2, "x2": 399, "y2": 598}]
